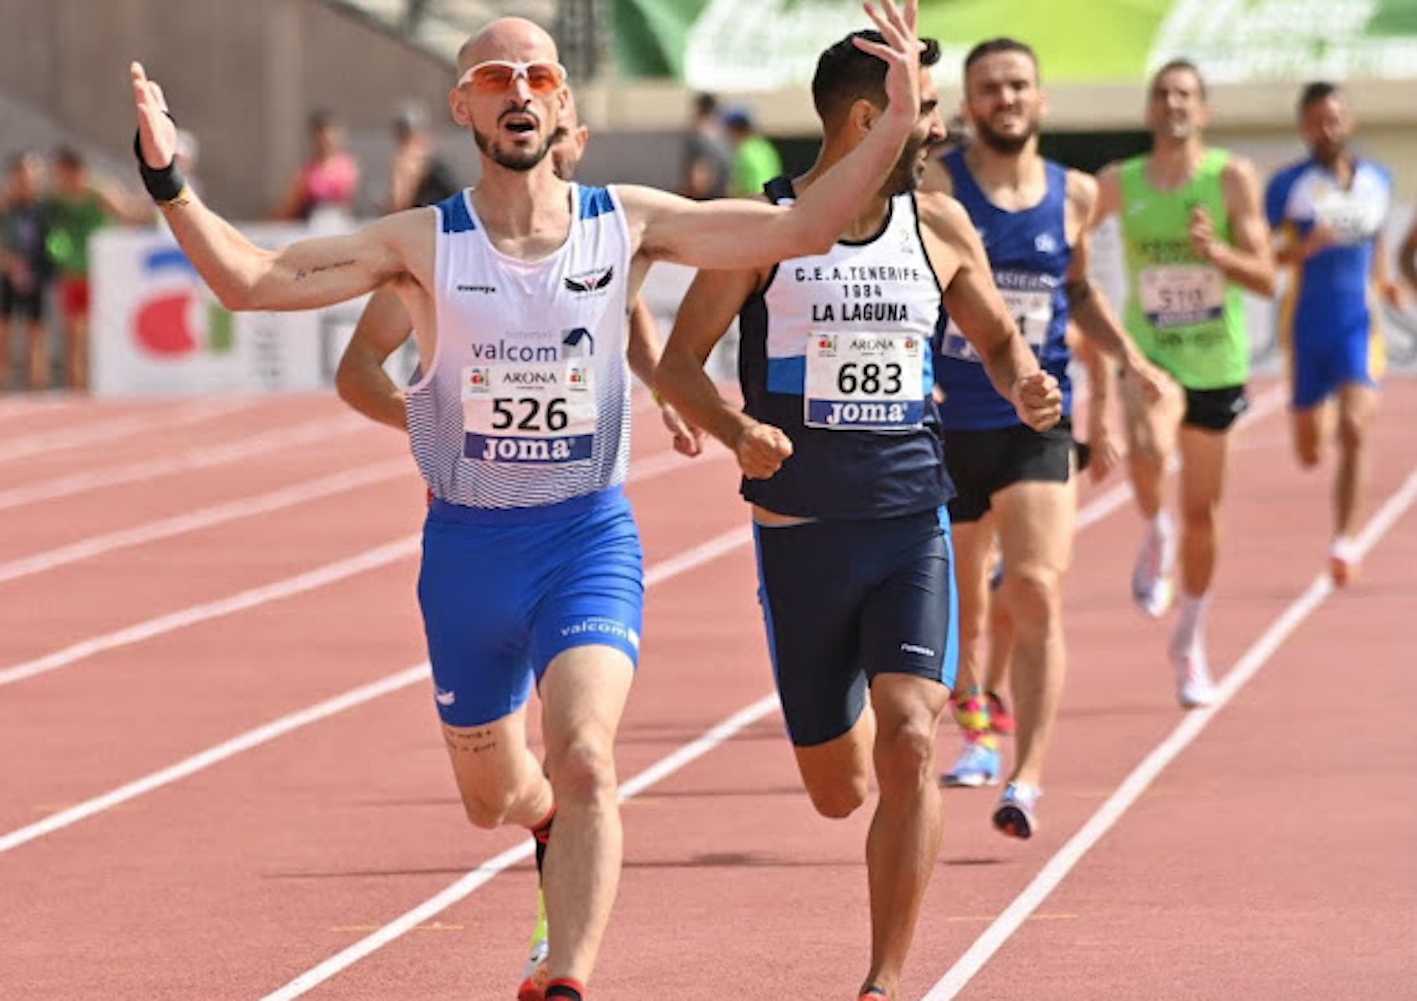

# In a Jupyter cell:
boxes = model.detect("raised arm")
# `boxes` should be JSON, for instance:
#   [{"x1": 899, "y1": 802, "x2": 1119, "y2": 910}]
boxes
[
  {"x1": 1064, "y1": 171, "x2": 1164, "y2": 401},
  {"x1": 654, "y1": 265, "x2": 790, "y2": 478},
  {"x1": 624, "y1": 0, "x2": 921, "y2": 271},
  {"x1": 1193, "y1": 156, "x2": 1275, "y2": 297},
  {"x1": 920, "y1": 193, "x2": 1060, "y2": 431},
  {"x1": 334, "y1": 286, "x2": 414, "y2": 432},
  {"x1": 130, "y1": 62, "x2": 420, "y2": 311}
]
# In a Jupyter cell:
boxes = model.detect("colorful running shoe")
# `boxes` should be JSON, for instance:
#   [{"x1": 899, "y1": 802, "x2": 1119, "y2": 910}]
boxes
[
  {"x1": 952, "y1": 693, "x2": 990, "y2": 732},
  {"x1": 517, "y1": 890, "x2": 550, "y2": 1001},
  {"x1": 992, "y1": 782, "x2": 1041, "y2": 840},
  {"x1": 984, "y1": 691, "x2": 1015, "y2": 736},
  {"x1": 859, "y1": 988, "x2": 890, "y2": 1000},
  {"x1": 942, "y1": 740, "x2": 1002, "y2": 788},
  {"x1": 1132, "y1": 514, "x2": 1176, "y2": 618}
]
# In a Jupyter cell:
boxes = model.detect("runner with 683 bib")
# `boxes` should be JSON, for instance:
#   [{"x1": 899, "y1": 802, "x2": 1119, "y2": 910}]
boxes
[{"x1": 656, "y1": 27, "x2": 1060, "y2": 1001}]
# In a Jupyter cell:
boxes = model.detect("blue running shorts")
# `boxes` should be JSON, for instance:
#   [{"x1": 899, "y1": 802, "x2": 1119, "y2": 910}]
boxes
[
  {"x1": 753, "y1": 507, "x2": 959, "y2": 747},
  {"x1": 418, "y1": 486, "x2": 644, "y2": 727}
]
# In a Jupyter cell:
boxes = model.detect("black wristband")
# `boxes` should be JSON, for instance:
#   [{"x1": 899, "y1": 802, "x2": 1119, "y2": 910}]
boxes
[{"x1": 133, "y1": 111, "x2": 187, "y2": 202}]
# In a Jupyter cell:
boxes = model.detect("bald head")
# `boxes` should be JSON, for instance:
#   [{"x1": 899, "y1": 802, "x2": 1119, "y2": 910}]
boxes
[
  {"x1": 457, "y1": 17, "x2": 559, "y2": 74},
  {"x1": 552, "y1": 87, "x2": 589, "y2": 180}
]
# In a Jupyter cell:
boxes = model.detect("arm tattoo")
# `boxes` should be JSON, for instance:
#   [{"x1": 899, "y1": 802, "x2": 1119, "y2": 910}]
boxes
[{"x1": 294, "y1": 259, "x2": 357, "y2": 281}]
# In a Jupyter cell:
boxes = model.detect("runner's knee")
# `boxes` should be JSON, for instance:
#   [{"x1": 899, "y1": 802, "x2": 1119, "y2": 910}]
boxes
[
  {"x1": 1338, "y1": 412, "x2": 1365, "y2": 452},
  {"x1": 547, "y1": 737, "x2": 618, "y2": 805},
  {"x1": 1179, "y1": 496, "x2": 1218, "y2": 531},
  {"x1": 873, "y1": 711, "x2": 938, "y2": 791},
  {"x1": 1002, "y1": 565, "x2": 1061, "y2": 629}
]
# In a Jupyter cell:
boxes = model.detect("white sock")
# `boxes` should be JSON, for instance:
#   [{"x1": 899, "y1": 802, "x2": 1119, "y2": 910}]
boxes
[
  {"x1": 1152, "y1": 512, "x2": 1176, "y2": 574},
  {"x1": 1172, "y1": 591, "x2": 1209, "y2": 658},
  {"x1": 1331, "y1": 535, "x2": 1358, "y2": 560}
]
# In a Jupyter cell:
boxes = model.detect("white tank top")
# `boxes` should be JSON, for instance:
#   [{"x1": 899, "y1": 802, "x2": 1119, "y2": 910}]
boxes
[{"x1": 406, "y1": 184, "x2": 634, "y2": 510}]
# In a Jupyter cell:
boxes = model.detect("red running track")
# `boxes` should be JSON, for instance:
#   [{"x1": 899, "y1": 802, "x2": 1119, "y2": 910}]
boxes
[{"x1": 0, "y1": 380, "x2": 1412, "y2": 1000}]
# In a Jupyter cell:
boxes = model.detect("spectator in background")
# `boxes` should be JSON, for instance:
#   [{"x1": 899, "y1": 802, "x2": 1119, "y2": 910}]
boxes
[
  {"x1": 679, "y1": 92, "x2": 732, "y2": 199},
  {"x1": 387, "y1": 103, "x2": 460, "y2": 212},
  {"x1": 274, "y1": 110, "x2": 361, "y2": 222},
  {"x1": 723, "y1": 106, "x2": 783, "y2": 198},
  {"x1": 0, "y1": 152, "x2": 53, "y2": 390},
  {"x1": 46, "y1": 147, "x2": 152, "y2": 390}
]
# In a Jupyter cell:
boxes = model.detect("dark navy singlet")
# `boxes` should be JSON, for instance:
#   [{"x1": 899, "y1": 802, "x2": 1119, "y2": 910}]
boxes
[
  {"x1": 738, "y1": 176, "x2": 953, "y2": 520},
  {"x1": 934, "y1": 149, "x2": 1073, "y2": 431}
]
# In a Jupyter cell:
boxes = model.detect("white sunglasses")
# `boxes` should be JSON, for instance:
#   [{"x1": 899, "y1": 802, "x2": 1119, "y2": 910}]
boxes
[{"x1": 456, "y1": 59, "x2": 568, "y2": 95}]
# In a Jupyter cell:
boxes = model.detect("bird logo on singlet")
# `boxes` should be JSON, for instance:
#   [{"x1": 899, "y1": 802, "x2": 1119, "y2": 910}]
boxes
[{"x1": 564, "y1": 267, "x2": 614, "y2": 295}]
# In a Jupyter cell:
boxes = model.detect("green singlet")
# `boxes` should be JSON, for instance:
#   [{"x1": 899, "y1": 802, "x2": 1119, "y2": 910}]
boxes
[{"x1": 1119, "y1": 148, "x2": 1248, "y2": 389}]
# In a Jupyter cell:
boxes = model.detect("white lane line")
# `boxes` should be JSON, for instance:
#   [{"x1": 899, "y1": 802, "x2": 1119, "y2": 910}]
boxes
[
  {"x1": 0, "y1": 446, "x2": 733, "y2": 688},
  {"x1": 0, "y1": 665, "x2": 430, "y2": 855},
  {"x1": 0, "y1": 459, "x2": 410, "y2": 586},
  {"x1": 0, "y1": 395, "x2": 84, "y2": 420},
  {"x1": 0, "y1": 522, "x2": 762, "y2": 857},
  {"x1": 0, "y1": 538, "x2": 419, "y2": 688},
  {"x1": 0, "y1": 398, "x2": 257, "y2": 464},
  {"x1": 920, "y1": 466, "x2": 1417, "y2": 1001},
  {"x1": 258, "y1": 691, "x2": 780, "y2": 1001},
  {"x1": 0, "y1": 414, "x2": 367, "y2": 512}
]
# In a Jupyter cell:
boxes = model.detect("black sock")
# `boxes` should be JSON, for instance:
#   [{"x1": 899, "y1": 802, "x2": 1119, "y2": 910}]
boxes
[
  {"x1": 530, "y1": 809, "x2": 555, "y2": 881},
  {"x1": 546, "y1": 983, "x2": 583, "y2": 1000}
]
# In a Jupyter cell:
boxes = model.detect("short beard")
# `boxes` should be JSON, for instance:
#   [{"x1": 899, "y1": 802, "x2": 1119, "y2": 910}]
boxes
[
  {"x1": 974, "y1": 118, "x2": 1036, "y2": 154},
  {"x1": 473, "y1": 125, "x2": 567, "y2": 172},
  {"x1": 882, "y1": 136, "x2": 928, "y2": 197}
]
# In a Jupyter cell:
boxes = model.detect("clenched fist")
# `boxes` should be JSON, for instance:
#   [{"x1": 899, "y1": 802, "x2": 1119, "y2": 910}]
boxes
[
  {"x1": 733, "y1": 421, "x2": 793, "y2": 479},
  {"x1": 1012, "y1": 371, "x2": 1062, "y2": 432}
]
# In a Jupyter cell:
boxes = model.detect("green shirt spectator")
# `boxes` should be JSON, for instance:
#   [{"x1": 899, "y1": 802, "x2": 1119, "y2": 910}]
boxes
[{"x1": 724, "y1": 107, "x2": 783, "y2": 198}]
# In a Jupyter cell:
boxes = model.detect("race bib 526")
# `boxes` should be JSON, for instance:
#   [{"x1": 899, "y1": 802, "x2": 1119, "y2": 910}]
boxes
[{"x1": 462, "y1": 362, "x2": 596, "y2": 463}]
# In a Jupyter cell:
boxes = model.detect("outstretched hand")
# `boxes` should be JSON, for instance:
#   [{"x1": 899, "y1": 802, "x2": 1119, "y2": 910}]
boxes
[
  {"x1": 130, "y1": 62, "x2": 177, "y2": 170},
  {"x1": 855, "y1": 0, "x2": 923, "y2": 127}
]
